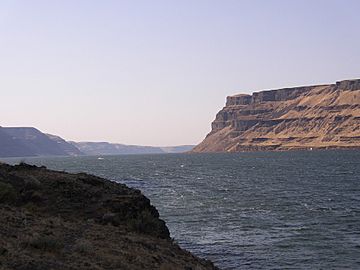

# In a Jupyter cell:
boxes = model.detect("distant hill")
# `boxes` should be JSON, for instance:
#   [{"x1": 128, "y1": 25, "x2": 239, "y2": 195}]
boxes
[
  {"x1": 0, "y1": 126, "x2": 194, "y2": 157},
  {"x1": 46, "y1": 134, "x2": 83, "y2": 156},
  {"x1": 0, "y1": 127, "x2": 34, "y2": 157},
  {"x1": 70, "y1": 142, "x2": 194, "y2": 156},
  {"x1": 0, "y1": 127, "x2": 82, "y2": 158},
  {"x1": 160, "y1": 145, "x2": 195, "y2": 153}
]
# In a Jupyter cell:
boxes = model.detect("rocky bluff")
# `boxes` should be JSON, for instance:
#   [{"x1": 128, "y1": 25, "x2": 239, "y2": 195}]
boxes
[
  {"x1": 0, "y1": 163, "x2": 218, "y2": 270},
  {"x1": 193, "y1": 79, "x2": 360, "y2": 152}
]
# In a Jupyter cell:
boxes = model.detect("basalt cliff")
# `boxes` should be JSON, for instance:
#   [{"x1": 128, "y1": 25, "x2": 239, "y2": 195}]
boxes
[
  {"x1": 193, "y1": 79, "x2": 360, "y2": 152},
  {"x1": 0, "y1": 163, "x2": 217, "y2": 270}
]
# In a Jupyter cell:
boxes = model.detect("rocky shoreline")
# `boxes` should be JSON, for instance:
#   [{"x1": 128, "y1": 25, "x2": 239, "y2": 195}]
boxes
[{"x1": 0, "y1": 163, "x2": 218, "y2": 270}]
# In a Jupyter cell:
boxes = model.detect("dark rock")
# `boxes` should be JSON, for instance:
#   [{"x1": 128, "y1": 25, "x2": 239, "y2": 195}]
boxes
[
  {"x1": 0, "y1": 163, "x2": 218, "y2": 270},
  {"x1": 0, "y1": 182, "x2": 17, "y2": 204},
  {"x1": 102, "y1": 212, "x2": 121, "y2": 226}
]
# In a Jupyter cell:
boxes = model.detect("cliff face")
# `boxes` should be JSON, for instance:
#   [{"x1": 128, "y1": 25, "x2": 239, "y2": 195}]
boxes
[
  {"x1": 193, "y1": 79, "x2": 360, "y2": 152},
  {"x1": 0, "y1": 163, "x2": 217, "y2": 270}
]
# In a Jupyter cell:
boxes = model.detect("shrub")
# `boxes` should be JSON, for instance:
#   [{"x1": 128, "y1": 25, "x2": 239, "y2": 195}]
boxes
[
  {"x1": 24, "y1": 234, "x2": 63, "y2": 252},
  {"x1": 73, "y1": 239, "x2": 93, "y2": 254},
  {"x1": 0, "y1": 182, "x2": 17, "y2": 204},
  {"x1": 128, "y1": 210, "x2": 164, "y2": 236}
]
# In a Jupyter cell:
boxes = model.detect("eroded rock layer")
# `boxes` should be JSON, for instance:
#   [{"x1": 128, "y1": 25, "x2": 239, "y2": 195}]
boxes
[{"x1": 193, "y1": 79, "x2": 360, "y2": 152}]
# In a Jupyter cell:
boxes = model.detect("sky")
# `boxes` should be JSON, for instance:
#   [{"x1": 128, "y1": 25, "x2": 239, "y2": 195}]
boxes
[{"x1": 0, "y1": 0, "x2": 359, "y2": 146}]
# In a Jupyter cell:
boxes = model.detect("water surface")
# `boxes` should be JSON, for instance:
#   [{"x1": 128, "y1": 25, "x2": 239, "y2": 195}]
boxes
[{"x1": 3, "y1": 151, "x2": 360, "y2": 269}]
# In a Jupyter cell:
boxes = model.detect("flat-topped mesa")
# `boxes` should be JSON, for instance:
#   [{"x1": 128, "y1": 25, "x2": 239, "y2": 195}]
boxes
[
  {"x1": 215, "y1": 85, "x2": 323, "y2": 133},
  {"x1": 193, "y1": 78, "x2": 360, "y2": 152},
  {"x1": 335, "y1": 79, "x2": 360, "y2": 91},
  {"x1": 226, "y1": 94, "x2": 252, "y2": 106},
  {"x1": 251, "y1": 85, "x2": 319, "y2": 103},
  {"x1": 226, "y1": 85, "x2": 327, "y2": 106}
]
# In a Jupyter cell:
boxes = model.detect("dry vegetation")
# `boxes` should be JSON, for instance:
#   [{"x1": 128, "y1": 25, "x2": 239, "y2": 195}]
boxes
[{"x1": 0, "y1": 163, "x2": 218, "y2": 270}]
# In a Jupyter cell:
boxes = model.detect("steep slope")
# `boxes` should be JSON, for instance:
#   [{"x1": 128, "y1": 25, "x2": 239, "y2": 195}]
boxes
[
  {"x1": 0, "y1": 163, "x2": 217, "y2": 270},
  {"x1": 1, "y1": 127, "x2": 69, "y2": 157},
  {"x1": 0, "y1": 127, "x2": 34, "y2": 157},
  {"x1": 46, "y1": 134, "x2": 83, "y2": 156},
  {"x1": 193, "y1": 79, "x2": 360, "y2": 152}
]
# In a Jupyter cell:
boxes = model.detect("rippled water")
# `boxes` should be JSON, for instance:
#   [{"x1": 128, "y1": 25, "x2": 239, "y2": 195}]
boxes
[{"x1": 3, "y1": 151, "x2": 360, "y2": 269}]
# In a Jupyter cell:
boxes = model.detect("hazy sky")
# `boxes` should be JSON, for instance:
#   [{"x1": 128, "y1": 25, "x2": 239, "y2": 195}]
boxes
[{"x1": 1, "y1": 0, "x2": 359, "y2": 146}]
